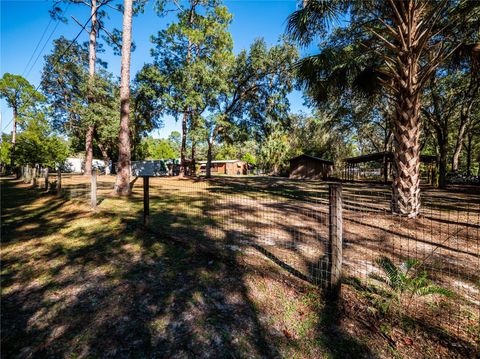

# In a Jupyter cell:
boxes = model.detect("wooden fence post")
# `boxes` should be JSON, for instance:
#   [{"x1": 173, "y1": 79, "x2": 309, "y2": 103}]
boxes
[
  {"x1": 328, "y1": 183, "x2": 343, "y2": 298},
  {"x1": 57, "y1": 169, "x2": 62, "y2": 196},
  {"x1": 91, "y1": 169, "x2": 97, "y2": 208},
  {"x1": 31, "y1": 166, "x2": 37, "y2": 187},
  {"x1": 143, "y1": 176, "x2": 150, "y2": 226},
  {"x1": 24, "y1": 165, "x2": 29, "y2": 183},
  {"x1": 44, "y1": 168, "x2": 49, "y2": 190}
]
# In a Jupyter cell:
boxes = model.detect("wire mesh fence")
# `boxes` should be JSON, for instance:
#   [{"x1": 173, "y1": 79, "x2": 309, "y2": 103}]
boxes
[
  {"x1": 22, "y1": 169, "x2": 480, "y2": 347},
  {"x1": 342, "y1": 184, "x2": 480, "y2": 345}
]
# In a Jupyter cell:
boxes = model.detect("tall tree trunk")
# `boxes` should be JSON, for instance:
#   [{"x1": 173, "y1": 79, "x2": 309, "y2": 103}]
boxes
[
  {"x1": 179, "y1": 7, "x2": 196, "y2": 177},
  {"x1": 114, "y1": 0, "x2": 132, "y2": 195},
  {"x1": 84, "y1": 125, "x2": 94, "y2": 175},
  {"x1": 389, "y1": 1, "x2": 429, "y2": 218},
  {"x1": 97, "y1": 142, "x2": 110, "y2": 175},
  {"x1": 190, "y1": 140, "x2": 196, "y2": 176},
  {"x1": 84, "y1": 0, "x2": 98, "y2": 176},
  {"x1": 206, "y1": 139, "x2": 213, "y2": 178},
  {"x1": 391, "y1": 96, "x2": 422, "y2": 217},
  {"x1": 465, "y1": 132, "x2": 472, "y2": 176},
  {"x1": 452, "y1": 114, "x2": 468, "y2": 173},
  {"x1": 10, "y1": 107, "x2": 17, "y2": 169},
  {"x1": 377, "y1": 0, "x2": 454, "y2": 216},
  {"x1": 453, "y1": 72, "x2": 479, "y2": 172},
  {"x1": 179, "y1": 111, "x2": 188, "y2": 177},
  {"x1": 438, "y1": 136, "x2": 448, "y2": 189}
]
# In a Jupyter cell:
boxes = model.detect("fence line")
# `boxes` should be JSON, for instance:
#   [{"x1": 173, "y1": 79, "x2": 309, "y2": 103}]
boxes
[{"x1": 19, "y1": 172, "x2": 480, "y2": 348}]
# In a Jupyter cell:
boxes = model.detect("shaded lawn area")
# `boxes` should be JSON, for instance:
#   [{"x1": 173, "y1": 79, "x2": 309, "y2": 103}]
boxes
[
  {"x1": 1, "y1": 178, "x2": 373, "y2": 359},
  {"x1": 1, "y1": 177, "x2": 478, "y2": 358}
]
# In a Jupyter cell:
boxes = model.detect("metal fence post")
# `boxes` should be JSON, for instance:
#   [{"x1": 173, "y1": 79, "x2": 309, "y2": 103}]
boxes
[
  {"x1": 143, "y1": 176, "x2": 150, "y2": 226},
  {"x1": 91, "y1": 169, "x2": 97, "y2": 208},
  {"x1": 328, "y1": 183, "x2": 343, "y2": 298},
  {"x1": 57, "y1": 169, "x2": 62, "y2": 196}
]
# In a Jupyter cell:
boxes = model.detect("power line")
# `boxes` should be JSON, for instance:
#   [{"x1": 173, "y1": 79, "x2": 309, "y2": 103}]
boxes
[
  {"x1": 21, "y1": 17, "x2": 54, "y2": 77},
  {"x1": 2, "y1": 4, "x2": 102, "y2": 134},
  {"x1": 24, "y1": 4, "x2": 71, "y2": 79}
]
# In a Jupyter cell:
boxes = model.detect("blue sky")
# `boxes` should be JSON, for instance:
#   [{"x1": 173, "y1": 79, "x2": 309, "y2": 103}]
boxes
[{"x1": 1, "y1": 0, "x2": 313, "y2": 138}]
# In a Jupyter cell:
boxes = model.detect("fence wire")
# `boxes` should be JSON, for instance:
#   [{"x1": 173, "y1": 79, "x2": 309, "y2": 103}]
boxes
[{"x1": 26, "y1": 171, "x2": 480, "y2": 348}]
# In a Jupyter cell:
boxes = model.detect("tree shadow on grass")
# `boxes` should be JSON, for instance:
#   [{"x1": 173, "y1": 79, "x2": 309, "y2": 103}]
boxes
[
  {"x1": 248, "y1": 242, "x2": 374, "y2": 359},
  {"x1": 1, "y1": 179, "x2": 280, "y2": 358}
]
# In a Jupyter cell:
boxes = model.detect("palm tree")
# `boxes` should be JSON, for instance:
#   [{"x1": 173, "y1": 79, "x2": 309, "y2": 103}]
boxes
[
  {"x1": 287, "y1": 0, "x2": 476, "y2": 217},
  {"x1": 114, "y1": 0, "x2": 133, "y2": 195}
]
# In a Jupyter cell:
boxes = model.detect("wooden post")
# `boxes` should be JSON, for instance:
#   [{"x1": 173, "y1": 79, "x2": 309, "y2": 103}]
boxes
[
  {"x1": 44, "y1": 168, "x2": 49, "y2": 190},
  {"x1": 57, "y1": 169, "x2": 62, "y2": 196},
  {"x1": 91, "y1": 169, "x2": 97, "y2": 208},
  {"x1": 31, "y1": 166, "x2": 37, "y2": 187},
  {"x1": 24, "y1": 165, "x2": 29, "y2": 183},
  {"x1": 143, "y1": 176, "x2": 150, "y2": 226},
  {"x1": 328, "y1": 183, "x2": 343, "y2": 298},
  {"x1": 383, "y1": 154, "x2": 388, "y2": 184}
]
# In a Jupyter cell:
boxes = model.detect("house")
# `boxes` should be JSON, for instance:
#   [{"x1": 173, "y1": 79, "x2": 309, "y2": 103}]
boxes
[
  {"x1": 199, "y1": 160, "x2": 248, "y2": 175},
  {"x1": 289, "y1": 154, "x2": 334, "y2": 180},
  {"x1": 61, "y1": 157, "x2": 109, "y2": 174}
]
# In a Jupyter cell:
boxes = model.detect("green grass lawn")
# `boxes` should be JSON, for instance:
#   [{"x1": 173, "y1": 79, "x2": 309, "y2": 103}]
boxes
[{"x1": 1, "y1": 177, "x2": 478, "y2": 358}]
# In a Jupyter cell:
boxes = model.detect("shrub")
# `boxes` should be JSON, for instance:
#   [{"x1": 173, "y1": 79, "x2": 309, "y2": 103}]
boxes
[{"x1": 369, "y1": 256, "x2": 455, "y2": 314}]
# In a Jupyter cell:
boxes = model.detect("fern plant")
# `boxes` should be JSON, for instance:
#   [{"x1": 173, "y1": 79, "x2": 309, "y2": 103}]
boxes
[{"x1": 369, "y1": 256, "x2": 455, "y2": 314}]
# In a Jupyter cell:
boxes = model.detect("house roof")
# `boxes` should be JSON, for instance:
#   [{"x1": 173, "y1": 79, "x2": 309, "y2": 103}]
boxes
[
  {"x1": 345, "y1": 151, "x2": 437, "y2": 164},
  {"x1": 289, "y1": 154, "x2": 334, "y2": 165}
]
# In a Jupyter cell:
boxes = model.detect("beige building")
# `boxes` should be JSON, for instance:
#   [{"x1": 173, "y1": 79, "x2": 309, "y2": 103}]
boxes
[{"x1": 199, "y1": 160, "x2": 248, "y2": 175}]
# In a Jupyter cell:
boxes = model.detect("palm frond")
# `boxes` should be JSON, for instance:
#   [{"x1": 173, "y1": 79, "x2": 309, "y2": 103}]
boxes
[
  {"x1": 369, "y1": 272, "x2": 391, "y2": 286},
  {"x1": 375, "y1": 256, "x2": 400, "y2": 288},
  {"x1": 414, "y1": 285, "x2": 456, "y2": 298},
  {"x1": 400, "y1": 258, "x2": 420, "y2": 274},
  {"x1": 352, "y1": 66, "x2": 384, "y2": 96},
  {"x1": 286, "y1": 0, "x2": 349, "y2": 47}
]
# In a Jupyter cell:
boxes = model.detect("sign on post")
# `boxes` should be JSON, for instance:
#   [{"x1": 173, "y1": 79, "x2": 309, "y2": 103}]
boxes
[
  {"x1": 131, "y1": 160, "x2": 168, "y2": 177},
  {"x1": 129, "y1": 160, "x2": 169, "y2": 227}
]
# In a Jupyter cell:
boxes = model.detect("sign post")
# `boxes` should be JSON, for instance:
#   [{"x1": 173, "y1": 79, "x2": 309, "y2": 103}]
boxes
[
  {"x1": 130, "y1": 160, "x2": 169, "y2": 227},
  {"x1": 143, "y1": 176, "x2": 150, "y2": 226}
]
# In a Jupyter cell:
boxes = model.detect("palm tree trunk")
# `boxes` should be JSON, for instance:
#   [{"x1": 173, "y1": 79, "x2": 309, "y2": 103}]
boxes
[
  {"x1": 390, "y1": 1, "x2": 425, "y2": 218},
  {"x1": 114, "y1": 0, "x2": 132, "y2": 195},
  {"x1": 84, "y1": 0, "x2": 98, "y2": 176}
]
